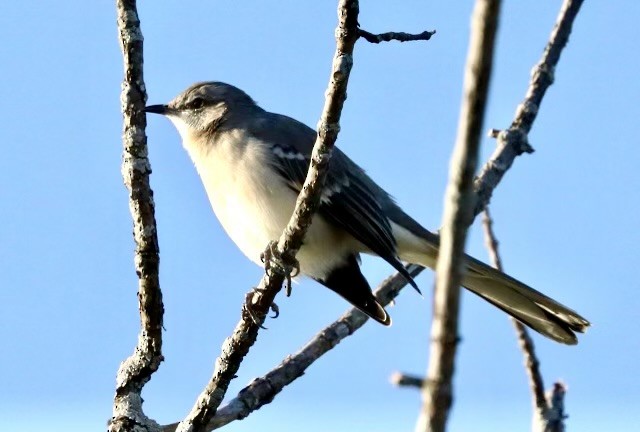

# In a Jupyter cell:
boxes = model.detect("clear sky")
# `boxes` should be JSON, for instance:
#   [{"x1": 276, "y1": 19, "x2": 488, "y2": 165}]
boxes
[{"x1": 1, "y1": 1, "x2": 639, "y2": 431}]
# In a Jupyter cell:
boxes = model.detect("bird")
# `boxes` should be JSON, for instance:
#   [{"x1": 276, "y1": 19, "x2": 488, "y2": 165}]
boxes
[{"x1": 145, "y1": 81, "x2": 590, "y2": 344}]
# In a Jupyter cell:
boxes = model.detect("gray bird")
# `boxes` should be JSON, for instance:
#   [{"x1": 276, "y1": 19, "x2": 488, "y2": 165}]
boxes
[{"x1": 145, "y1": 81, "x2": 589, "y2": 344}]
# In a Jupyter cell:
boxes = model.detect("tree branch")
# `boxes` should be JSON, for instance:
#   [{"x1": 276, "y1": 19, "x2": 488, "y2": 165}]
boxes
[
  {"x1": 416, "y1": 1, "x2": 501, "y2": 431},
  {"x1": 358, "y1": 29, "x2": 436, "y2": 44},
  {"x1": 473, "y1": 0, "x2": 585, "y2": 215},
  {"x1": 173, "y1": 1, "x2": 361, "y2": 431},
  {"x1": 390, "y1": 372, "x2": 427, "y2": 389},
  {"x1": 110, "y1": 1, "x2": 164, "y2": 432}
]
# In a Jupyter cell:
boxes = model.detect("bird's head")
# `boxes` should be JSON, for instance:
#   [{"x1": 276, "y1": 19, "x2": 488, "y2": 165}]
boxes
[{"x1": 145, "y1": 81, "x2": 258, "y2": 141}]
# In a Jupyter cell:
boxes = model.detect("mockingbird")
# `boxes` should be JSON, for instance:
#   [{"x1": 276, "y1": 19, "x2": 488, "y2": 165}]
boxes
[{"x1": 146, "y1": 81, "x2": 589, "y2": 344}]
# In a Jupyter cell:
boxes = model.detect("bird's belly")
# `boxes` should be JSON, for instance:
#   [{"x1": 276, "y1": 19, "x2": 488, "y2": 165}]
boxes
[
  {"x1": 203, "y1": 164, "x2": 295, "y2": 265},
  {"x1": 193, "y1": 143, "x2": 353, "y2": 279}
]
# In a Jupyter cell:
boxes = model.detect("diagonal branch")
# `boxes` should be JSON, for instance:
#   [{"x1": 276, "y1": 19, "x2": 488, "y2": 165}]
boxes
[
  {"x1": 110, "y1": 1, "x2": 164, "y2": 432},
  {"x1": 474, "y1": 0, "x2": 585, "y2": 215},
  {"x1": 416, "y1": 1, "x2": 502, "y2": 431},
  {"x1": 358, "y1": 29, "x2": 436, "y2": 44},
  {"x1": 173, "y1": 1, "x2": 361, "y2": 431}
]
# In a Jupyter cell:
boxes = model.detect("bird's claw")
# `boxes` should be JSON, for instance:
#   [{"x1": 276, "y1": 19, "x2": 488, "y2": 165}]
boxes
[
  {"x1": 243, "y1": 291, "x2": 267, "y2": 328},
  {"x1": 243, "y1": 288, "x2": 281, "y2": 328},
  {"x1": 270, "y1": 302, "x2": 280, "y2": 319}
]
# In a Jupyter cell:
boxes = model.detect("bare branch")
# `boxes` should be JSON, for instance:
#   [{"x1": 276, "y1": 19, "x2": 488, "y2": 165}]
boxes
[
  {"x1": 390, "y1": 372, "x2": 426, "y2": 389},
  {"x1": 416, "y1": 1, "x2": 502, "y2": 431},
  {"x1": 482, "y1": 209, "x2": 550, "y2": 428},
  {"x1": 173, "y1": 2, "x2": 361, "y2": 431},
  {"x1": 161, "y1": 265, "x2": 423, "y2": 432},
  {"x1": 474, "y1": 0, "x2": 585, "y2": 214},
  {"x1": 110, "y1": 1, "x2": 164, "y2": 432},
  {"x1": 358, "y1": 29, "x2": 436, "y2": 44}
]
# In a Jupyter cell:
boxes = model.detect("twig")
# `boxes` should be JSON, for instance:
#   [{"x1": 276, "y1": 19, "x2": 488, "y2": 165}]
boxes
[
  {"x1": 482, "y1": 208, "x2": 550, "y2": 429},
  {"x1": 109, "y1": 1, "x2": 164, "y2": 432},
  {"x1": 173, "y1": 2, "x2": 361, "y2": 431},
  {"x1": 358, "y1": 29, "x2": 436, "y2": 44},
  {"x1": 416, "y1": 1, "x2": 502, "y2": 432},
  {"x1": 473, "y1": 0, "x2": 585, "y2": 215},
  {"x1": 161, "y1": 265, "x2": 423, "y2": 432},
  {"x1": 390, "y1": 372, "x2": 426, "y2": 389}
]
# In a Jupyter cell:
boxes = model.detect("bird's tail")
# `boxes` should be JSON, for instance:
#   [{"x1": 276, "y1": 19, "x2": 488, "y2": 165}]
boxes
[
  {"x1": 392, "y1": 222, "x2": 590, "y2": 344},
  {"x1": 460, "y1": 254, "x2": 589, "y2": 344}
]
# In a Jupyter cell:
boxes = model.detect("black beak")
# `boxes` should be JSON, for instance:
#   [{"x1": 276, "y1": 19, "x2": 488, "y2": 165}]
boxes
[{"x1": 145, "y1": 104, "x2": 169, "y2": 115}]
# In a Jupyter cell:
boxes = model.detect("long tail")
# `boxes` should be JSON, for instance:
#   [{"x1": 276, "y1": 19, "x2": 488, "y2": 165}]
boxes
[
  {"x1": 391, "y1": 221, "x2": 590, "y2": 345},
  {"x1": 461, "y1": 254, "x2": 589, "y2": 344}
]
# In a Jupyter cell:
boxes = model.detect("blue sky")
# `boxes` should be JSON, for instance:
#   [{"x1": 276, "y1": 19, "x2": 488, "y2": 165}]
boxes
[{"x1": 1, "y1": 1, "x2": 638, "y2": 431}]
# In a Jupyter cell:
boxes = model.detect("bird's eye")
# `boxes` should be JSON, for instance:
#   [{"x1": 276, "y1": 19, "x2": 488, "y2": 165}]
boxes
[{"x1": 189, "y1": 97, "x2": 205, "y2": 109}]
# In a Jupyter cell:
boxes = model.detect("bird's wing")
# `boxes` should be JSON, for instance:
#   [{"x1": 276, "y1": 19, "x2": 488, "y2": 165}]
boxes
[{"x1": 249, "y1": 112, "x2": 419, "y2": 289}]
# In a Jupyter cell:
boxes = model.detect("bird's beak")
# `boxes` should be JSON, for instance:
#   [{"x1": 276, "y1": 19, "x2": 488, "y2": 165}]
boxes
[{"x1": 145, "y1": 104, "x2": 169, "y2": 115}]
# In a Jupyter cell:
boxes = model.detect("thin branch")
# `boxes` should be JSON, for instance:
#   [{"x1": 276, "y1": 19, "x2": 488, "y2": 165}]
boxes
[
  {"x1": 161, "y1": 264, "x2": 423, "y2": 432},
  {"x1": 109, "y1": 1, "x2": 164, "y2": 432},
  {"x1": 416, "y1": 1, "x2": 502, "y2": 432},
  {"x1": 358, "y1": 29, "x2": 436, "y2": 44},
  {"x1": 173, "y1": 2, "x2": 361, "y2": 431},
  {"x1": 473, "y1": 0, "x2": 585, "y2": 215},
  {"x1": 482, "y1": 208, "x2": 549, "y2": 428},
  {"x1": 390, "y1": 372, "x2": 427, "y2": 389}
]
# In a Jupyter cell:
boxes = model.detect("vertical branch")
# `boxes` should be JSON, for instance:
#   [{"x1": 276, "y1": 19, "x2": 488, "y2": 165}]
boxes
[
  {"x1": 481, "y1": 209, "x2": 550, "y2": 430},
  {"x1": 174, "y1": 1, "x2": 361, "y2": 431},
  {"x1": 110, "y1": 1, "x2": 164, "y2": 432},
  {"x1": 416, "y1": 1, "x2": 501, "y2": 431}
]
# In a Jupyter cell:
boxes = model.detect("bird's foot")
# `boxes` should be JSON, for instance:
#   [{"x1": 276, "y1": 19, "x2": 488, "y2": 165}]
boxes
[
  {"x1": 243, "y1": 290, "x2": 280, "y2": 329},
  {"x1": 244, "y1": 242, "x2": 299, "y2": 327},
  {"x1": 260, "y1": 241, "x2": 300, "y2": 297}
]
